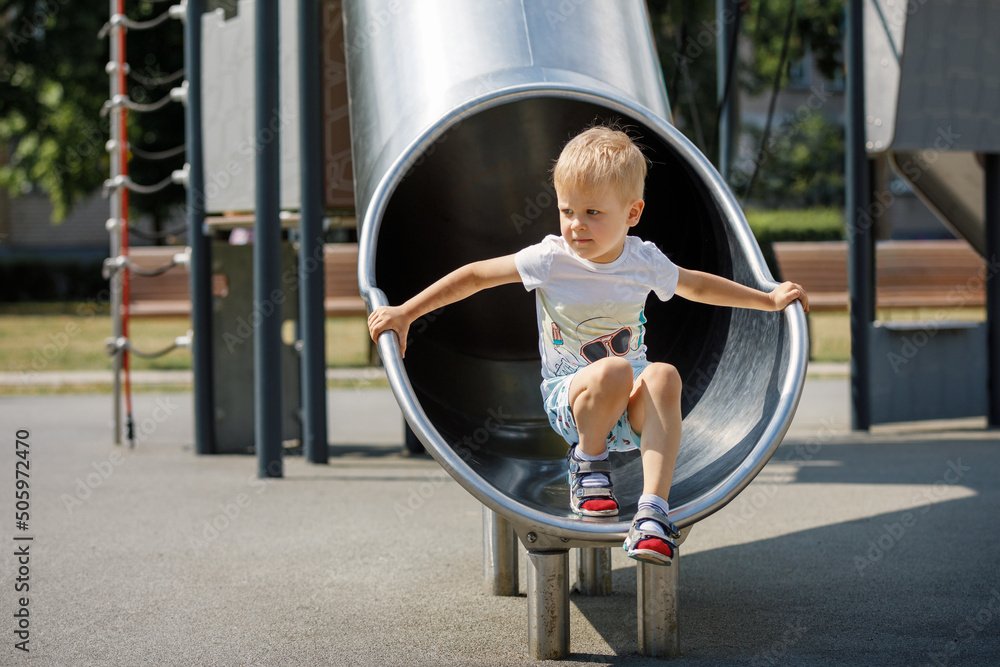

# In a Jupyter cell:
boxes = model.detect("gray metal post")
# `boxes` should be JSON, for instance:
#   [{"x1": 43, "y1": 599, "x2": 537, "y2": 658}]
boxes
[
  {"x1": 482, "y1": 507, "x2": 518, "y2": 596},
  {"x1": 526, "y1": 550, "x2": 569, "y2": 660},
  {"x1": 297, "y1": 0, "x2": 328, "y2": 464},
  {"x1": 108, "y1": 0, "x2": 123, "y2": 445},
  {"x1": 846, "y1": 0, "x2": 873, "y2": 431},
  {"x1": 254, "y1": 0, "x2": 283, "y2": 478},
  {"x1": 715, "y1": 0, "x2": 741, "y2": 183},
  {"x1": 185, "y1": 0, "x2": 216, "y2": 455},
  {"x1": 575, "y1": 547, "x2": 612, "y2": 596},
  {"x1": 986, "y1": 154, "x2": 1000, "y2": 426},
  {"x1": 637, "y1": 559, "x2": 680, "y2": 658}
]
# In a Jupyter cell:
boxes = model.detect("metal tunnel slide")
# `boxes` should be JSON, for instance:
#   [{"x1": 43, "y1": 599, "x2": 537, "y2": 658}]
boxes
[{"x1": 346, "y1": 0, "x2": 809, "y2": 551}]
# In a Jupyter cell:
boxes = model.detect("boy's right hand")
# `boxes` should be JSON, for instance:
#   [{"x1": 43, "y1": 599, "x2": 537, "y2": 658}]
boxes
[{"x1": 368, "y1": 306, "x2": 414, "y2": 357}]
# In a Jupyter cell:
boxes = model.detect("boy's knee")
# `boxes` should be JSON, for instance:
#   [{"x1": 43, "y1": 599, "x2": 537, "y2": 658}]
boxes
[
  {"x1": 590, "y1": 357, "x2": 634, "y2": 392},
  {"x1": 644, "y1": 363, "x2": 682, "y2": 396}
]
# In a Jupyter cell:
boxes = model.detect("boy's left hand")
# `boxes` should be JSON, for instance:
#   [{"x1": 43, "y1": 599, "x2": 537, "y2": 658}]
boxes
[{"x1": 769, "y1": 281, "x2": 809, "y2": 312}]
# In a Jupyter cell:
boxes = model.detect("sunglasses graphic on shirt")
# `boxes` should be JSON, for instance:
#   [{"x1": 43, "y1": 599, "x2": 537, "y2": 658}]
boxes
[{"x1": 580, "y1": 327, "x2": 632, "y2": 364}]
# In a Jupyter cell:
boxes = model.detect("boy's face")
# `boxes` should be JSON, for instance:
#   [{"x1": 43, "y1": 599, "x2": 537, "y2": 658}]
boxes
[{"x1": 556, "y1": 182, "x2": 644, "y2": 264}]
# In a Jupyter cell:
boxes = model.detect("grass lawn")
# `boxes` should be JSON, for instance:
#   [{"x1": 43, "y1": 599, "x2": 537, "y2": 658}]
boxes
[
  {"x1": 808, "y1": 307, "x2": 985, "y2": 363},
  {"x1": 0, "y1": 303, "x2": 371, "y2": 374},
  {"x1": 2, "y1": 302, "x2": 984, "y2": 375},
  {"x1": 808, "y1": 311, "x2": 850, "y2": 363}
]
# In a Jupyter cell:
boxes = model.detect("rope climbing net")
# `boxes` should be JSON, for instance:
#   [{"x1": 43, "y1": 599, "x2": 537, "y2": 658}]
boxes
[{"x1": 103, "y1": 0, "x2": 190, "y2": 447}]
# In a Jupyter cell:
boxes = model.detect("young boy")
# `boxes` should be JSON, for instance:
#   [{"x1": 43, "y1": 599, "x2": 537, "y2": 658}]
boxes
[{"x1": 368, "y1": 126, "x2": 808, "y2": 566}]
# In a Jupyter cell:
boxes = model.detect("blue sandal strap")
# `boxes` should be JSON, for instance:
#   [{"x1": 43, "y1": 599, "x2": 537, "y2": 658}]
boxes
[
  {"x1": 568, "y1": 458, "x2": 612, "y2": 475},
  {"x1": 574, "y1": 486, "x2": 615, "y2": 499},
  {"x1": 632, "y1": 507, "x2": 680, "y2": 539}
]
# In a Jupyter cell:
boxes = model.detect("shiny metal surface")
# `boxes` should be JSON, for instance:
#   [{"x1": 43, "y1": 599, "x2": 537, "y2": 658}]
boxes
[
  {"x1": 889, "y1": 151, "x2": 985, "y2": 256},
  {"x1": 526, "y1": 550, "x2": 570, "y2": 660},
  {"x1": 637, "y1": 558, "x2": 681, "y2": 657},
  {"x1": 348, "y1": 0, "x2": 808, "y2": 546},
  {"x1": 575, "y1": 548, "x2": 612, "y2": 597},
  {"x1": 482, "y1": 507, "x2": 519, "y2": 597}
]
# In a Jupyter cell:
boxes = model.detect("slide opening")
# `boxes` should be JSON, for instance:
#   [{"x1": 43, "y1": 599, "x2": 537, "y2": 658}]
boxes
[{"x1": 374, "y1": 97, "x2": 738, "y2": 515}]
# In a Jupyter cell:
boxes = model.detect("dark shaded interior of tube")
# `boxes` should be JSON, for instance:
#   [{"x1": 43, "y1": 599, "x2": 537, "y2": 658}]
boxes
[{"x1": 375, "y1": 98, "x2": 734, "y2": 497}]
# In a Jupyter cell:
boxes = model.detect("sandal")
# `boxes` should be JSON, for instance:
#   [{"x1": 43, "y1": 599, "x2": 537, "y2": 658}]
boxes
[
  {"x1": 623, "y1": 507, "x2": 680, "y2": 566},
  {"x1": 567, "y1": 446, "x2": 619, "y2": 517}
]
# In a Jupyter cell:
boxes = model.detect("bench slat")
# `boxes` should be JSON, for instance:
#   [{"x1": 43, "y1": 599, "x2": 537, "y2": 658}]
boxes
[
  {"x1": 125, "y1": 244, "x2": 367, "y2": 318},
  {"x1": 772, "y1": 240, "x2": 984, "y2": 311}
]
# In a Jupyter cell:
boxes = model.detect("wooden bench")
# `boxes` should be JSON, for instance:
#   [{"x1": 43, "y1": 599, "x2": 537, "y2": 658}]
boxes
[
  {"x1": 126, "y1": 243, "x2": 366, "y2": 318},
  {"x1": 322, "y1": 243, "x2": 366, "y2": 317},
  {"x1": 772, "y1": 240, "x2": 985, "y2": 311},
  {"x1": 128, "y1": 247, "x2": 194, "y2": 317}
]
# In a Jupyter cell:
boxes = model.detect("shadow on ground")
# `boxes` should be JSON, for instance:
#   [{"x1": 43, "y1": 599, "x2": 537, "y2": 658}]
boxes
[{"x1": 569, "y1": 436, "x2": 1000, "y2": 666}]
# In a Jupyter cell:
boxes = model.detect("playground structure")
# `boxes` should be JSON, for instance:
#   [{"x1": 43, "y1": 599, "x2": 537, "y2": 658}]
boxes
[
  {"x1": 848, "y1": 0, "x2": 1000, "y2": 429},
  {"x1": 105, "y1": 0, "x2": 811, "y2": 658},
  {"x1": 102, "y1": 0, "x2": 190, "y2": 447},
  {"x1": 90, "y1": 0, "x2": 800, "y2": 657},
  {"x1": 349, "y1": 0, "x2": 807, "y2": 658},
  {"x1": 99, "y1": 0, "x2": 999, "y2": 660}
]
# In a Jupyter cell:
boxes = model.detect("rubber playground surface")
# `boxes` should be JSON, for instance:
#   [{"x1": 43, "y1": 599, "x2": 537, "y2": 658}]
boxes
[{"x1": 0, "y1": 372, "x2": 998, "y2": 666}]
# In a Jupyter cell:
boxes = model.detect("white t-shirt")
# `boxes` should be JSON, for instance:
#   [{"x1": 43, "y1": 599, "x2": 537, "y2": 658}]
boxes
[{"x1": 514, "y1": 235, "x2": 680, "y2": 381}]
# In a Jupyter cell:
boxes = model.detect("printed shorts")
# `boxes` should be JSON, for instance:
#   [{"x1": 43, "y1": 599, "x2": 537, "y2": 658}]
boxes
[{"x1": 541, "y1": 362, "x2": 647, "y2": 452}]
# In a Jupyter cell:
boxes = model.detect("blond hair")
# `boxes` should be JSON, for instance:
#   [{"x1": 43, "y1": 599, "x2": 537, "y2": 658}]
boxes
[{"x1": 552, "y1": 125, "x2": 648, "y2": 204}]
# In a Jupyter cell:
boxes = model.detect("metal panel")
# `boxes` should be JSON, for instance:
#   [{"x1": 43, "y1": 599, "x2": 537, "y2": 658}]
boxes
[
  {"x1": 200, "y1": 0, "x2": 302, "y2": 213},
  {"x1": 279, "y1": 0, "x2": 301, "y2": 210},
  {"x1": 201, "y1": 4, "x2": 255, "y2": 213},
  {"x1": 863, "y1": 0, "x2": 908, "y2": 152},
  {"x1": 211, "y1": 242, "x2": 301, "y2": 454},
  {"x1": 869, "y1": 321, "x2": 987, "y2": 424},
  {"x1": 865, "y1": 0, "x2": 1000, "y2": 153},
  {"x1": 892, "y1": 0, "x2": 1000, "y2": 152}
]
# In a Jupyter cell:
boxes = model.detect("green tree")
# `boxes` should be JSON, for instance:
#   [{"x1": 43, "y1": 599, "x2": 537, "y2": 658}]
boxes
[
  {"x1": 738, "y1": 112, "x2": 845, "y2": 208},
  {"x1": 741, "y1": 0, "x2": 843, "y2": 94},
  {"x1": 1, "y1": 2, "x2": 110, "y2": 221},
  {"x1": 646, "y1": 0, "x2": 719, "y2": 153},
  {"x1": 1, "y1": 1, "x2": 185, "y2": 229},
  {"x1": 646, "y1": 0, "x2": 844, "y2": 158}
]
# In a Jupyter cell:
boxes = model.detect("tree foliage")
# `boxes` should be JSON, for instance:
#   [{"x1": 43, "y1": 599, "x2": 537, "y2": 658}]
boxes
[
  {"x1": 1, "y1": 1, "x2": 109, "y2": 221},
  {"x1": 740, "y1": 113, "x2": 846, "y2": 208},
  {"x1": 2, "y1": 1, "x2": 846, "y2": 223},
  {"x1": 646, "y1": 0, "x2": 844, "y2": 157},
  {"x1": 740, "y1": 0, "x2": 844, "y2": 94},
  {"x1": 646, "y1": 0, "x2": 719, "y2": 151},
  {"x1": 1, "y1": 1, "x2": 185, "y2": 225}
]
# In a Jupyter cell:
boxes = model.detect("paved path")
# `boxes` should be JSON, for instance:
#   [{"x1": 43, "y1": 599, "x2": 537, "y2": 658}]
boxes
[{"x1": 0, "y1": 376, "x2": 998, "y2": 665}]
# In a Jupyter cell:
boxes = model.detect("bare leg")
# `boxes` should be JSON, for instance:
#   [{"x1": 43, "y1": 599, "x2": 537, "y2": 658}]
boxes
[
  {"x1": 566, "y1": 357, "x2": 634, "y2": 515},
  {"x1": 627, "y1": 363, "x2": 683, "y2": 500},
  {"x1": 568, "y1": 357, "x2": 635, "y2": 457}
]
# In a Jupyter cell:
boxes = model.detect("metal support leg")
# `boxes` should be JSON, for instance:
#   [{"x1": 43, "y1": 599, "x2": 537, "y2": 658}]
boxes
[
  {"x1": 526, "y1": 550, "x2": 569, "y2": 660},
  {"x1": 482, "y1": 507, "x2": 518, "y2": 596},
  {"x1": 575, "y1": 547, "x2": 612, "y2": 596},
  {"x1": 297, "y1": 0, "x2": 329, "y2": 464},
  {"x1": 253, "y1": 0, "x2": 283, "y2": 478},
  {"x1": 846, "y1": 0, "x2": 874, "y2": 431},
  {"x1": 637, "y1": 555, "x2": 680, "y2": 658},
  {"x1": 985, "y1": 154, "x2": 1000, "y2": 426}
]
